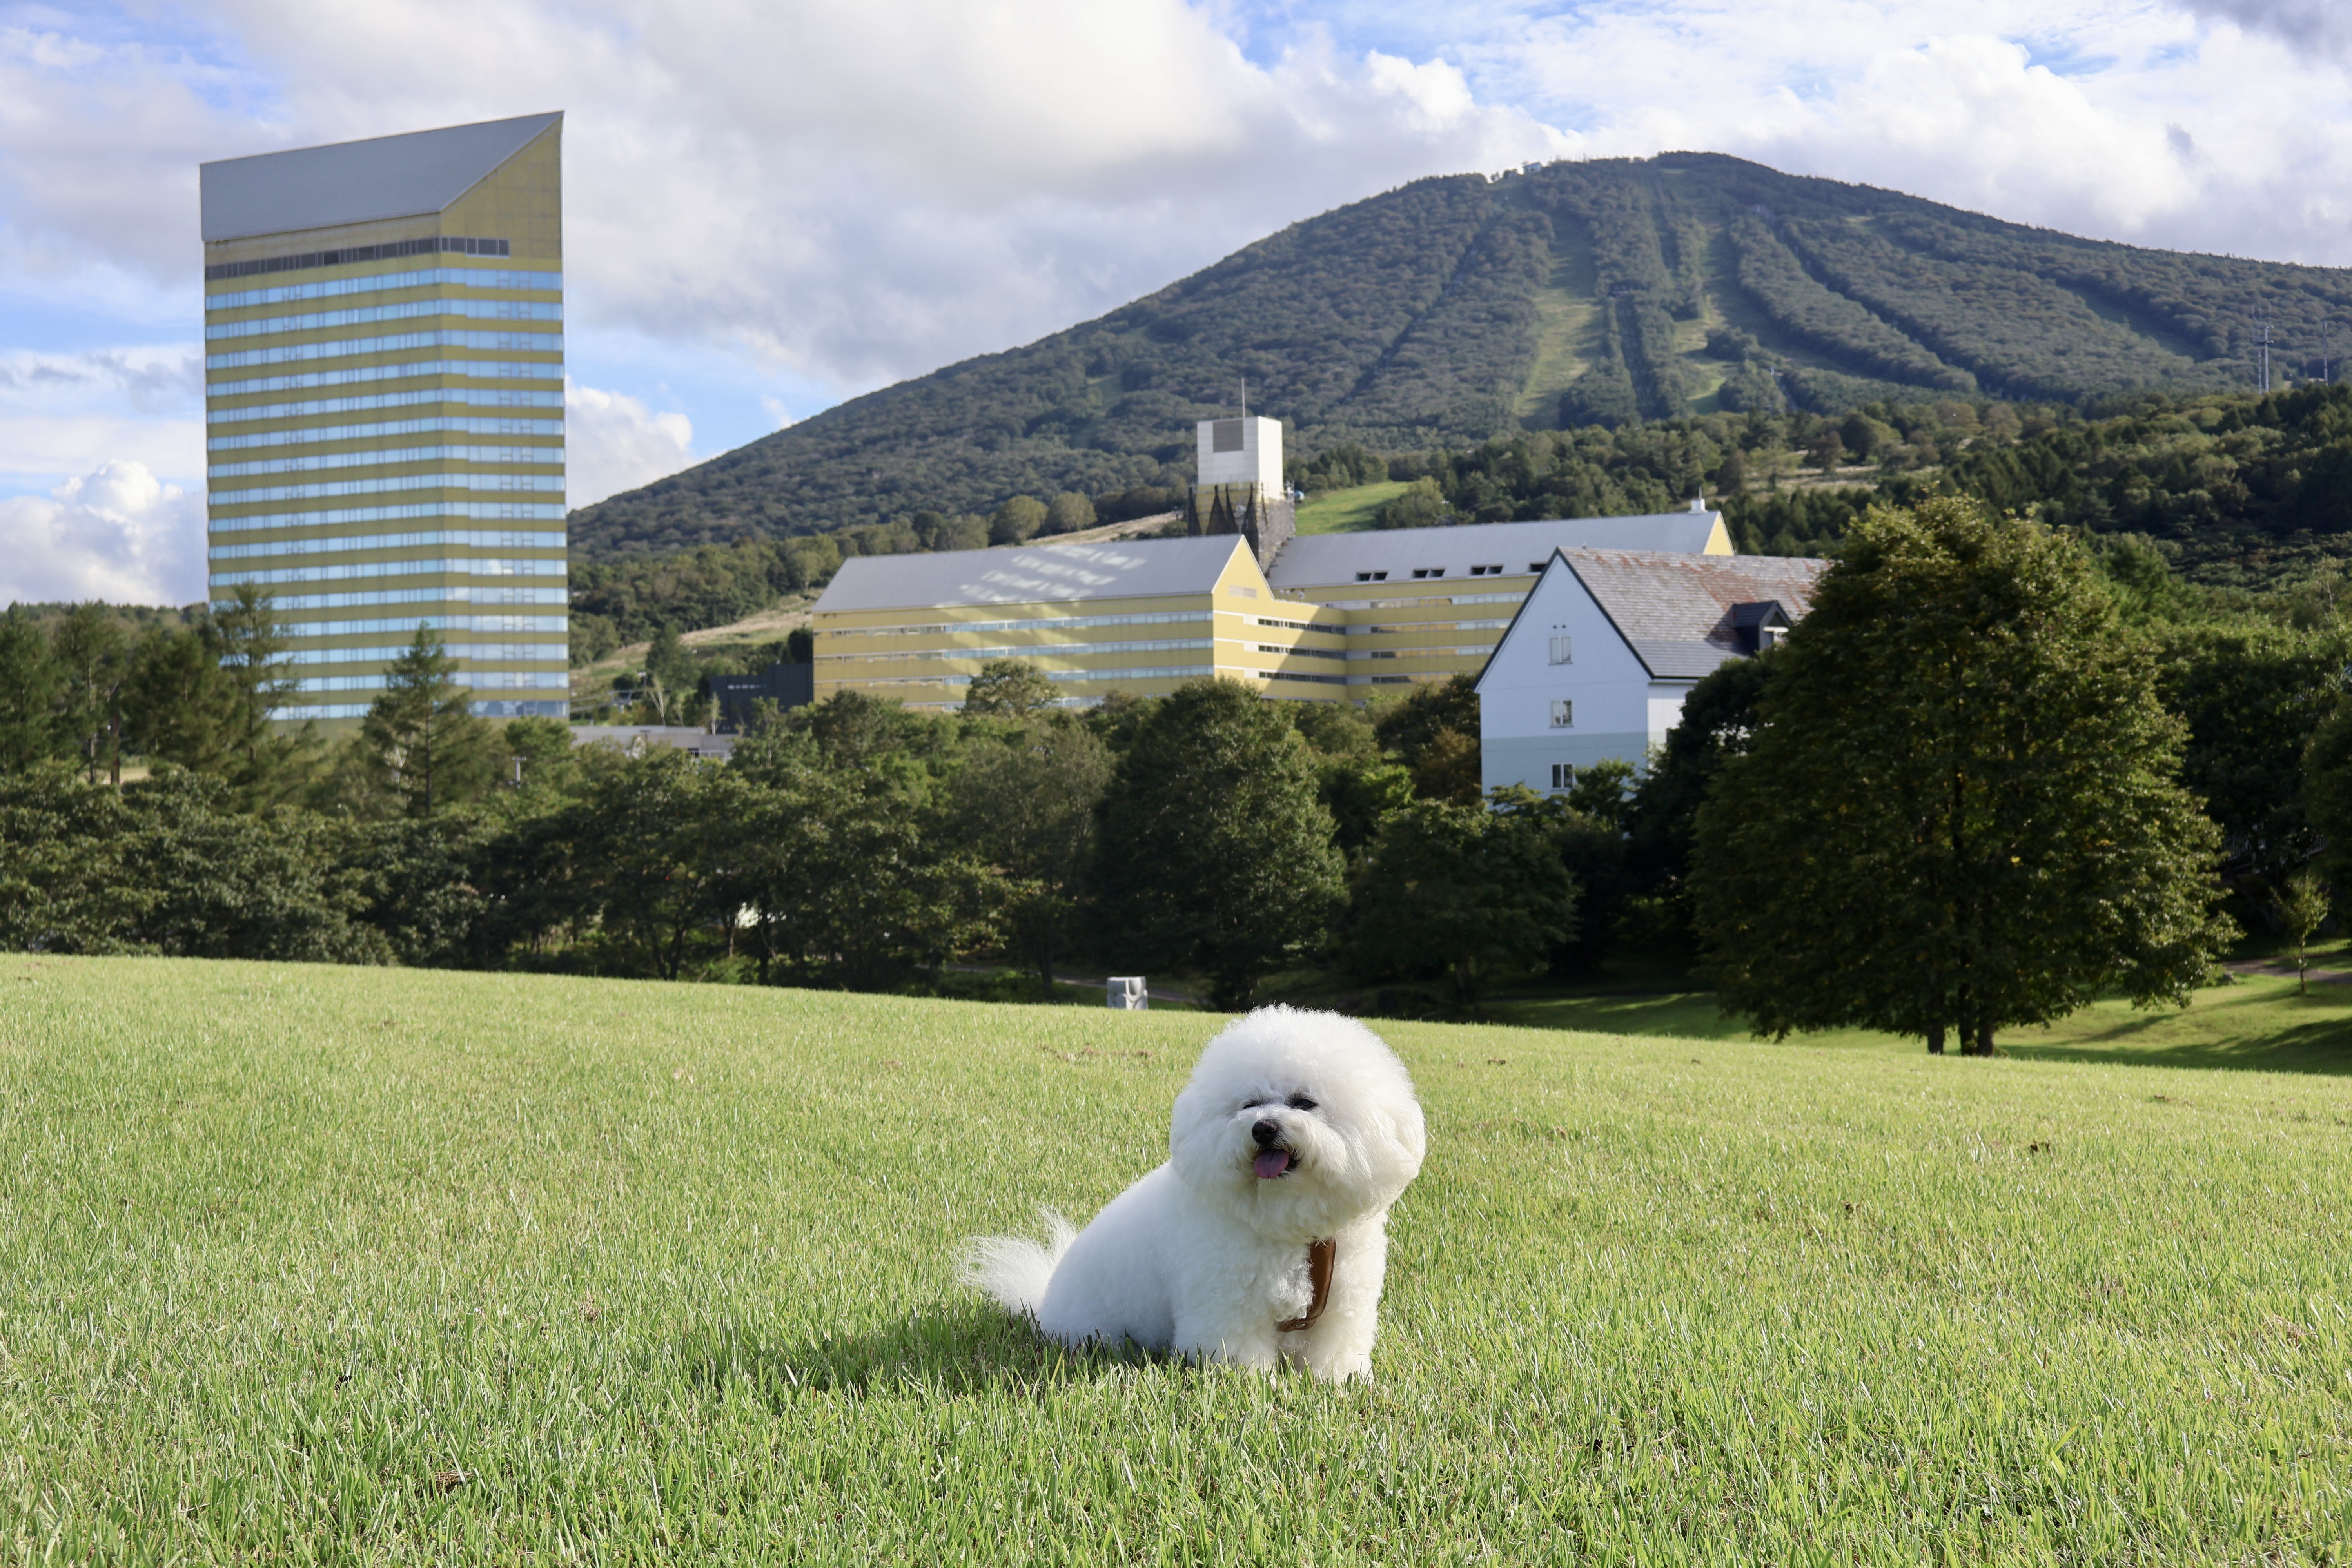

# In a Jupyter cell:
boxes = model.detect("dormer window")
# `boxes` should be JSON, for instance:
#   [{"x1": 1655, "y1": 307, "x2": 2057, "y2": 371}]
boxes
[
  {"x1": 1411, "y1": 568, "x2": 1446, "y2": 579},
  {"x1": 1730, "y1": 600, "x2": 1791, "y2": 655},
  {"x1": 1468, "y1": 564, "x2": 1504, "y2": 576},
  {"x1": 1355, "y1": 570, "x2": 1389, "y2": 582}
]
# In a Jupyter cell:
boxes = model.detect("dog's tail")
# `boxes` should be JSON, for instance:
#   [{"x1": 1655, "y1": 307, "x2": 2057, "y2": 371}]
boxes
[{"x1": 956, "y1": 1210, "x2": 1076, "y2": 1320}]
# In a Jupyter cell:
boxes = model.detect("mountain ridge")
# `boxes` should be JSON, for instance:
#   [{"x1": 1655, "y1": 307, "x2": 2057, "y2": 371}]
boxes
[{"x1": 571, "y1": 152, "x2": 2352, "y2": 559}]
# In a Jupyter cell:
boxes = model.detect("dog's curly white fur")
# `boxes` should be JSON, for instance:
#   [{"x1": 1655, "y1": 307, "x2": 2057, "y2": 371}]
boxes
[{"x1": 962, "y1": 1005, "x2": 1425, "y2": 1381}]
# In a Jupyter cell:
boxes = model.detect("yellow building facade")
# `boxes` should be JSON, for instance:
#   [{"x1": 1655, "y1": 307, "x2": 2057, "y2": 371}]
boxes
[
  {"x1": 810, "y1": 511, "x2": 1732, "y2": 707},
  {"x1": 200, "y1": 113, "x2": 570, "y2": 722}
]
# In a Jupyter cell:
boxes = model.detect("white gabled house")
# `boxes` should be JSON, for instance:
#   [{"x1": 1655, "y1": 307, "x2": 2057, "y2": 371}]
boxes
[{"x1": 1474, "y1": 547, "x2": 1829, "y2": 794}]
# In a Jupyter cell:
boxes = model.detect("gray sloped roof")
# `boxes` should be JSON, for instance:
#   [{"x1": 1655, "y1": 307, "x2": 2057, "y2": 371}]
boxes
[
  {"x1": 1267, "y1": 512, "x2": 1722, "y2": 588},
  {"x1": 200, "y1": 113, "x2": 563, "y2": 242},
  {"x1": 813, "y1": 535, "x2": 1250, "y2": 614},
  {"x1": 1562, "y1": 548, "x2": 1829, "y2": 679}
]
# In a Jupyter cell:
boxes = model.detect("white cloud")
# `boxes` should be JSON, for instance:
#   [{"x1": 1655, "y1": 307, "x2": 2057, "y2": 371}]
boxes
[
  {"x1": 564, "y1": 380, "x2": 696, "y2": 507},
  {"x1": 9, "y1": 0, "x2": 2352, "y2": 575},
  {"x1": 0, "y1": 347, "x2": 203, "y2": 493},
  {"x1": 0, "y1": 459, "x2": 204, "y2": 606}
]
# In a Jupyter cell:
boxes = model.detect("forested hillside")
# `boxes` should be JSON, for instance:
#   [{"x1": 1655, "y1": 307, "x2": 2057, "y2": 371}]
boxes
[{"x1": 572, "y1": 152, "x2": 2352, "y2": 558}]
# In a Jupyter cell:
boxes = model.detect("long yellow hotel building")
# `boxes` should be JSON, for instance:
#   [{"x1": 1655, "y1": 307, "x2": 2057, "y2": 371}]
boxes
[
  {"x1": 199, "y1": 113, "x2": 570, "y2": 722},
  {"x1": 813, "y1": 419, "x2": 1731, "y2": 706}
]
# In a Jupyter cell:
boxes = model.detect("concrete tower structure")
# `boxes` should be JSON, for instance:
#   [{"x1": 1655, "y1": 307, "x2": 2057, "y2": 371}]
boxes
[
  {"x1": 1186, "y1": 415, "x2": 1294, "y2": 568},
  {"x1": 199, "y1": 113, "x2": 570, "y2": 722}
]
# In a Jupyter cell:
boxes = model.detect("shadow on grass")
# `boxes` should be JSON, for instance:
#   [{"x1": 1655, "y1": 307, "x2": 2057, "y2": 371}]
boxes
[
  {"x1": 675, "y1": 1301, "x2": 1176, "y2": 1408},
  {"x1": 2000, "y1": 1016, "x2": 2352, "y2": 1076}
]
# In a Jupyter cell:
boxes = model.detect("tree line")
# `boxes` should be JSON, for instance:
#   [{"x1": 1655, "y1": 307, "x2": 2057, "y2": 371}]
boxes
[{"x1": 12, "y1": 492, "x2": 2352, "y2": 1042}]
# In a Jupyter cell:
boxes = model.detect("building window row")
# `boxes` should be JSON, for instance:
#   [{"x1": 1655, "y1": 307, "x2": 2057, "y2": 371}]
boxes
[
  {"x1": 952, "y1": 664, "x2": 1214, "y2": 685},
  {"x1": 211, "y1": 415, "x2": 563, "y2": 451},
  {"x1": 293, "y1": 669, "x2": 568, "y2": 693},
  {"x1": 1261, "y1": 670, "x2": 1351, "y2": 685},
  {"x1": 207, "y1": 328, "x2": 562, "y2": 372},
  {"x1": 206, "y1": 266, "x2": 563, "y2": 311},
  {"x1": 1254, "y1": 644, "x2": 1349, "y2": 660},
  {"x1": 234, "y1": 584, "x2": 570, "y2": 611},
  {"x1": 211, "y1": 445, "x2": 566, "y2": 478},
  {"x1": 286, "y1": 613, "x2": 568, "y2": 638},
  {"x1": 285, "y1": 643, "x2": 564, "y2": 666},
  {"x1": 283, "y1": 697, "x2": 569, "y2": 720},
  {"x1": 211, "y1": 472, "x2": 564, "y2": 505},
  {"x1": 1342, "y1": 619, "x2": 1506, "y2": 635},
  {"x1": 209, "y1": 362, "x2": 562, "y2": 399},
  {"x1": 212, "y1": 500, "x2": 567, "y2": 532},
  {"x1": 204, "y1": 235, "x2": 512, "y2": 282},
  {"x1": 844, "y1": 610, "x2": 1212, "y2": 637},
  {"x1": 206, "y1": 297, "x2": 562, "y2": 341},
  {"x1": 210, "y1": 529, "x2": 568, "y2": 561},
  {"x1": 211, "y1": 558, "x2": 569, "y2": 588},
  {"x1": 828, "y1": 637, "x2": 1212, "y2": 666}
]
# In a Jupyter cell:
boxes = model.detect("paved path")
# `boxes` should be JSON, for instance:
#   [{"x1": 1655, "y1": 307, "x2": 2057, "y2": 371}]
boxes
[
  {"x1": 940, "y1": 964, "x2": 1201, "y2": 1005},
  {"x1": 2222, "y1": 958, "x2": 2352, "y2": 985}
]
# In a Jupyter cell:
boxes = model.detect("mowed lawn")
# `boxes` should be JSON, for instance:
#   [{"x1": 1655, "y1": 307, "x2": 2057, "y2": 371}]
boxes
[{"x1": 2, "y1": 959, "x2": 2347, "y2": 1563}]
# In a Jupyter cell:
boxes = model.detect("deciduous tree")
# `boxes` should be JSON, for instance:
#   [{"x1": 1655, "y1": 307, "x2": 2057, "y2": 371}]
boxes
[
  {"x1": 960, "y1": 658, "x2": 1058, "y2": 719},
  {"x1": 1350, "y1": 790, "x2": 1576, "y2": 1008},
  {"x1": 1694, "y1": 499, "x2": 2232, "y2": 1054},
  {"x1": 946, "y1": 715, "x2": 1113, "y2": 993},
  {"x1": 1092, "y1": 678, "x2": 1344, "y2": 1009}
]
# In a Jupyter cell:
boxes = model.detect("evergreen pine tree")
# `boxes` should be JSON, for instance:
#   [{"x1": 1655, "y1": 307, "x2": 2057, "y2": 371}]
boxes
[{"x1": 359, "y1": 626, "x2": 499, "y2": 816}]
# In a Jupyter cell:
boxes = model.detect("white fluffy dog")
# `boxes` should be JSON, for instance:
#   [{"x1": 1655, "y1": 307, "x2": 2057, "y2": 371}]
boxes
[{"x1": 962, "y1": 1005, "x2": 1425, "y2": 1382}]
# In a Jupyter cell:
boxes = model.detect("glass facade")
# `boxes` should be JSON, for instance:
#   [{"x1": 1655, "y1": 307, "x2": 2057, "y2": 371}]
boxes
[{"x1": 202, "y1": 120, "x2": 569, "y2": 724}]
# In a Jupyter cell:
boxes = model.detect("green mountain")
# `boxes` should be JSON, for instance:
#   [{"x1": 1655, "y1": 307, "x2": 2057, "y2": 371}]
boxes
[{"x1": 571, "y1": 152, "x2": 2352, "y2": 559}]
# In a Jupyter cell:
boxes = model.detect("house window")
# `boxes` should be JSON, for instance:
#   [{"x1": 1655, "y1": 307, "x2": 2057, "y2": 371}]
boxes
[
  {"x1": 1548, "y1": 635, "x2": 1572, "y2": 665},
  {"x1": 1411, "y1": 567, "x2": 1446, "y2": 579},
  {"x1": 1354, "y1": 570, "x2": 1388, "y2": 582},
  {"x1": 1468, "y1": 564, "x2": 1504, "y2": 576},
  {"x1": 1528, "y1": 562, "x2": 1545, "y2": 573},
  {"x1": 1550, "y1": 700, "x2": 1573, "y2": 728},
  {"x1": 1550, "y1": 763, "x2": 1575, "y2": 791}
]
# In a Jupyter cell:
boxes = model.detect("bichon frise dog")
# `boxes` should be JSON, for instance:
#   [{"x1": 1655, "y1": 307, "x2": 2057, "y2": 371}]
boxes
[{"x1": 962, "y1": 1005, "x2": 1425, "y2": 1382}]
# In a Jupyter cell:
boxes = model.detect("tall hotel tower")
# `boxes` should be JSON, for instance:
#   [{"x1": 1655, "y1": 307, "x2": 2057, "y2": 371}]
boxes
[{"x1": 198, "y1": 113, "x2": 570, "y2": 721}]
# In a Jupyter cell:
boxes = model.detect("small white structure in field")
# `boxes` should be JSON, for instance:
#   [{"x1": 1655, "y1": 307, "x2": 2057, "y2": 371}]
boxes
[
  {"x1": 1107, "y1": 976, "x2": 1149, "y2": 1010},
  {"x1": 1474, "y1": 547, "x2": 1828, "y2": 794}
]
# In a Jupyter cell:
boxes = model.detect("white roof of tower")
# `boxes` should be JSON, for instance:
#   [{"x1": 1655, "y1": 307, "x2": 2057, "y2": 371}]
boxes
[
  {"x1": 199, "y1": 112, "x2": 564, "y2": 242},
  {"x1": 1267, "y1": 512, "x2": 1729, "y2": 588},
  {"x1": 814, "y1": 535, "x2": 1254, "y2": 613}
]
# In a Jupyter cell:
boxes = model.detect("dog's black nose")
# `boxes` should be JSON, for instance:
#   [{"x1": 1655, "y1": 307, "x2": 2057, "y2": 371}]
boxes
[{"x1": 1252, "y1": 1118, "x2": 1281, "y2": 1146}]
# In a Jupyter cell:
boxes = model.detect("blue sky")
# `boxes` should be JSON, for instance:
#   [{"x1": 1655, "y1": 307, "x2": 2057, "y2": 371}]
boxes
[{"x1": 3, "y1": 0, "x2": 2350, "y2": 603}]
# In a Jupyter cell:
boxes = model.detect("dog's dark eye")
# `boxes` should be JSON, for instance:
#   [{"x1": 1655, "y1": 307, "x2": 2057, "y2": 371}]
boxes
[{"x1": 1287, "y1": 1094, "x2": 1318, "y2": 1112}]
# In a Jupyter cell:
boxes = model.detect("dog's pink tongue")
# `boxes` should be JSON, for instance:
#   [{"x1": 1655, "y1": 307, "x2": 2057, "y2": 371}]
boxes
[{"x1": 1253, "y1": 1150, "x2": 1290, "y2": 1179}]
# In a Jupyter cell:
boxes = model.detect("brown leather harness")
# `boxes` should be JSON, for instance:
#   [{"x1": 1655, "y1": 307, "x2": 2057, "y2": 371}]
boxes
[{"x1": 1276, "y1": 1238, "x2": 1336, "y2": 1333}]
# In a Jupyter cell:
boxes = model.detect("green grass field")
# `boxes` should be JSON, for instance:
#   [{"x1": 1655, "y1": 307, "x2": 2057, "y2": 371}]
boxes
[
  {"x1": 1294, "y1": 483, "x2": 1407, "y2": 535},
  {"x1": 3, "y1": 958, "x2": 2348, "y2": 1563},
  {"x1": 1483, "y1": 964, "x2": 2352, "y2": 1077}
]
